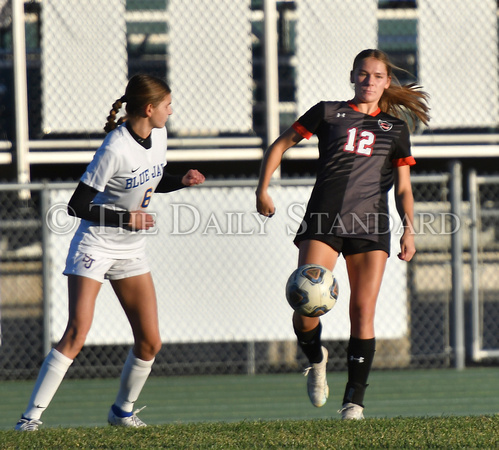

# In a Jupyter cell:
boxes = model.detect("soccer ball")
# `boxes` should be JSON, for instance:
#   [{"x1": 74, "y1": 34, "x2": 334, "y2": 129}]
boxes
[{"x1": 285, "y1": 264, "x2": 339, "y2": 317}]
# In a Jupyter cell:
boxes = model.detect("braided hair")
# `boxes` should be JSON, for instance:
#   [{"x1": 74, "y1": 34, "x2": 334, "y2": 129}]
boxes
[{"x1": 104, "y1": 74, "x2": 172, "y2": 133}]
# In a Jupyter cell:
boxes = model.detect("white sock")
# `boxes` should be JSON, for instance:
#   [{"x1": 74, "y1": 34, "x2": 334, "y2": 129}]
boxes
[
  {"x1": 113, "y1": 350, "x2": 154, "y2": 413},
  {"x1": 24, "y1": 348, "x2": 73, "y2": 420}
]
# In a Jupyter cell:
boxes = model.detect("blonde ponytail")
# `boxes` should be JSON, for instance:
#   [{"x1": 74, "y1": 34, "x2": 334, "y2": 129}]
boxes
[{"x1": 380, "y1": 82, "x2": 430, "y2": 129}]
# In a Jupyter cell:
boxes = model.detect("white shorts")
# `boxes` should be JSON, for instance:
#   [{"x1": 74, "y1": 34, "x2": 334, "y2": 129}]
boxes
[{"x1": 63, "y1": 249, "x2": 150, "y2": 283}]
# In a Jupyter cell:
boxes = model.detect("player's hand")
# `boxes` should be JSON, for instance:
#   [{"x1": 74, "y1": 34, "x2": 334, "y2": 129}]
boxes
[
  {"x1": 182, "y1": 169, "x2": 205, "y2": 186},
  {"x1": 256, "y1": 189, "x2": 276, "y2": 217},
  {"x1": 128, "y1": 210, "x2": 155, "y2": 230},
  {"x1": 398, "y1": 231, "x2": 416, "y2": 261}
]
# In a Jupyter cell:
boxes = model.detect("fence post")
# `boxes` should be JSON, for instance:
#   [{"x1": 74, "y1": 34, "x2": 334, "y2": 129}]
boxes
[
  {"x1": 40, "y1": 186, "x2": 52, "y2": 356},
  {"x1": 468, "y1": 169, "x2": 481, "y2": 361},
  {"x1": 450, "y1": 160, "x2": 465, "y2": 369},
  {"x1": 12, "y1": 0, "x2": 31, "y2": 186},
  {"x1": 263, "y1": 0, "x2": 280, "y2": 171},
  {"x1": 247, "y1": 341, "x2": 256, "y2": 375}
]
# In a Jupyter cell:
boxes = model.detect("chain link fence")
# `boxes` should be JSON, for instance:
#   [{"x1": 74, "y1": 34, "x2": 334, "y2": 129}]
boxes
[
  {"x1": 0, "y1": 186, "x2": 44, "y2": 379},
  {"x1": 3, "y1": 174, "x2": 497, "y2": 380},
  {"x1": 410, "y1": 174, "x2": 454, "y2": 367},
  {"x1": 469, "y1": 173, "x2": 499, "y2": 360},
  {"x1": 41, "y1": 0, "x2": 128, "y2": 135},
  {"x1": 1, "y1": 0, "x2": 499, "y2": 144},
  {"x1": 1, "y1": 1, "x2": 499, "y2": 380}
]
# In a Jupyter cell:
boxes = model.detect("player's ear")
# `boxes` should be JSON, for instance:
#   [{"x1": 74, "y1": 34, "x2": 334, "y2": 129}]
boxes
[
  {"x1": 350, "y1": 70, "x2": 354, "y2": 83},
  {"x1": 144, "y1": 103, "x2": 153, "y2": 118}
]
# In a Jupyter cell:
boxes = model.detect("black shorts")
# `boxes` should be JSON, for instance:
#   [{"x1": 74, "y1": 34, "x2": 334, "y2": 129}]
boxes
[{"x1": 294, "y1": 234, "x2": 390, "y2": 257}]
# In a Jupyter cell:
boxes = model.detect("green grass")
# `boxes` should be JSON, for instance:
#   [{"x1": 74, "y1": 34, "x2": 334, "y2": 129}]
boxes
[
  {"x1": 1, "y1": 368, "x2": 499, "y2": 447},
  {"x1": 1, "y1": 416, "x2": 499, "y2": 448}
]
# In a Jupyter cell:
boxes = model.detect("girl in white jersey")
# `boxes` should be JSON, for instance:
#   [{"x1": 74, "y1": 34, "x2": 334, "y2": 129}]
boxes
[
  {"x1": 256, "y1": 49, "x2": 429, "y2": 420},
  {"x1": 15, "y1": 74, "x2": 205, "y2": 431}
]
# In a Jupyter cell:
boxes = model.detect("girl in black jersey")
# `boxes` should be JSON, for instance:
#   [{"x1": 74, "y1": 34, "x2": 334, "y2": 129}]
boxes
[{"x1": 256, "y1": 49, "x2": 429, "y2": 419}]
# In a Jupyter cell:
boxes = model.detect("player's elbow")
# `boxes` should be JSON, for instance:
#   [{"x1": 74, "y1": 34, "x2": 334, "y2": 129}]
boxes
[
  {"x1": 67, "y1": 198, "x2": 86, "y2": 219},
  {"x1": 67, "y1": 203, "x2": 77, "y2": 217}
]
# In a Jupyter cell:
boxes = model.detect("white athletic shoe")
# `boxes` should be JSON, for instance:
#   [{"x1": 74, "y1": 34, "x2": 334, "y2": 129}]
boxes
[
  {"x1": 339, "y1": 402, "x2": 365, "y2": 420},
  {"x1": 108, "y1": 406, "x2": 147, "y2": 427},
  {"x1": 15, "y1": 417, "x2": 42, "y2": 431},
  {"x1": 303, "y1": 346, "x2": 329, "y2": 407}
]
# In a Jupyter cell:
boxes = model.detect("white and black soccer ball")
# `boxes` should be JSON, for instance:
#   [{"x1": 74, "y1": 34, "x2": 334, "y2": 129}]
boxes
[{"x1": 285, "y1": 264, "x2": 339, "y2": 317}]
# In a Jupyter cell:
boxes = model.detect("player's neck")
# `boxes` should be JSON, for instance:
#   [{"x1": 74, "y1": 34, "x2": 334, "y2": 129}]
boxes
[
  {"x1": 349, "y1": 99, "x2": 380, "y2": 116},
  {"x1": 127, "y1": 118, "x2": 152, "y2": 140}
]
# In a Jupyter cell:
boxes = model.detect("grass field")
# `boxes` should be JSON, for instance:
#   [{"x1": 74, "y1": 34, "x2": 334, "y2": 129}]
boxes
[
  {"x1": 1, "y1": 367, "x2": 499, "y2": 447},
  {"x1": 1, "y1": 416, "x2": 499, "y2": 448}
]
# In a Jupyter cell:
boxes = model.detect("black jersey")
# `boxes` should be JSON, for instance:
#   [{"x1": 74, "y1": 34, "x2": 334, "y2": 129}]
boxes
[{"x1": 292, "y1": 101, "x2": 415, "y2": 244}]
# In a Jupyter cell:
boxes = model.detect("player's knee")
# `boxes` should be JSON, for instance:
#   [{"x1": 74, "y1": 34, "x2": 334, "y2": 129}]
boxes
[
  {"x1": 58, "y1": 325, "x2": 89, "y2": 357},
  {"x1": 137, "y1": 338, "x2": 162, "y2": 360},
  {"x1": 150, "y1": 339, "x2": 162, "y2": 356}
]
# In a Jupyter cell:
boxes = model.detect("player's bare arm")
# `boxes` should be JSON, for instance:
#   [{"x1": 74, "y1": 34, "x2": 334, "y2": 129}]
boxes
[
  {"x1": 256, "y1": 127, "x2": 303, "y2": 216},
  {"x1": 395, "y1": 164, "x2": 416, "y2": 261}
]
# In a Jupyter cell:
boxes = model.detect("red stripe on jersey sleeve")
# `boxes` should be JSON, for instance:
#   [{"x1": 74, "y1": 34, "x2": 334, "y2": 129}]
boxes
[
  {"x1": 292, "y1": 121, "x2": 313, "y2": 140},
  {"x1": 392, "y1": 156, "x2": 416, "y2": 167}
]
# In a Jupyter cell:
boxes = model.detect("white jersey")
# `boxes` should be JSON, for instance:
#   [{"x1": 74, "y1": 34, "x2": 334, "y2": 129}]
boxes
[{"x1": 69, "y1": 124, "x2": 167, "y2": 258}]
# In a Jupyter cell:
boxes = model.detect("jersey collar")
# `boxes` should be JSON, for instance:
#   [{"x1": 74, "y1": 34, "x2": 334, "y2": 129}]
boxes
[
  {"x1": 348, "y1": 101, "x2": 381, "y2": 117},
  {"x1": 126, "y1": 121, "x2": 152, "y2": 149}
]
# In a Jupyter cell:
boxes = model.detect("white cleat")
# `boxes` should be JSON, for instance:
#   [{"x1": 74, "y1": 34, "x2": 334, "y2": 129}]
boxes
[
  {"x1": 108, "y1": 406, "x2": 147, "y2": 427},
  {"x1": 15, "y1": 417, "x2": 42, "y2": 431},
  {"x1": 303, "y1": 346, "x2": 329, "y2": 407},
  {"x1": 339, "y1": 402, "x2": 365, "y2": 420}
]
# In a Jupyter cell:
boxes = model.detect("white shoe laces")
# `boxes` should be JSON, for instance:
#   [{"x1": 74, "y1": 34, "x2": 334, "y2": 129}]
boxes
[
  {"x1": 303, "y1": 359, "x2": 327, "y2": 384},
  {"x1": 339, "y1": 402, "x2": 364, "y2": 419},
  {"x1": 16, "y1": 418, "x2": 42, "y2": 431},
  {"x1": 303, "y1": 350, "x2": 329, "y2": 407},
  {"x1": 129, "y1": 406, "x2": 147, "y2": 426}
]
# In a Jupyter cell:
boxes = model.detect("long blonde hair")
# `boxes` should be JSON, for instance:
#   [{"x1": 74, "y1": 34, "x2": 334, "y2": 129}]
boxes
[
  {"x1": 353, "y1": 49, "x2": 430, "y2": 128},
  {"x1": 104, "y1": 74, "x2": 171, "y2": 133}
]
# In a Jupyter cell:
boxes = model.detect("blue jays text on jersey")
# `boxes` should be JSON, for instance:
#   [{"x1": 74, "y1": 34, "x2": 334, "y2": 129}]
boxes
[{"x1": 125, "y1": 163, "x2": 165, "y2": 190}]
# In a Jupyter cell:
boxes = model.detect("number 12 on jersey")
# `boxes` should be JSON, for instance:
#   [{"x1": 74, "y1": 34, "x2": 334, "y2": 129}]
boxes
[{"x1": 343, "y1": 128, "x2": 375, "y2": 157}]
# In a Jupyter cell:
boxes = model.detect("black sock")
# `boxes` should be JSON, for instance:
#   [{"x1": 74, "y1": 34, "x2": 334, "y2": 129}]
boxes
[
  {"x1": 294, "y1": 322, "x2": 323, "y2": 364},
  {"x1": 342, "y1": 336, "x2": 376, "y2": 407}
]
